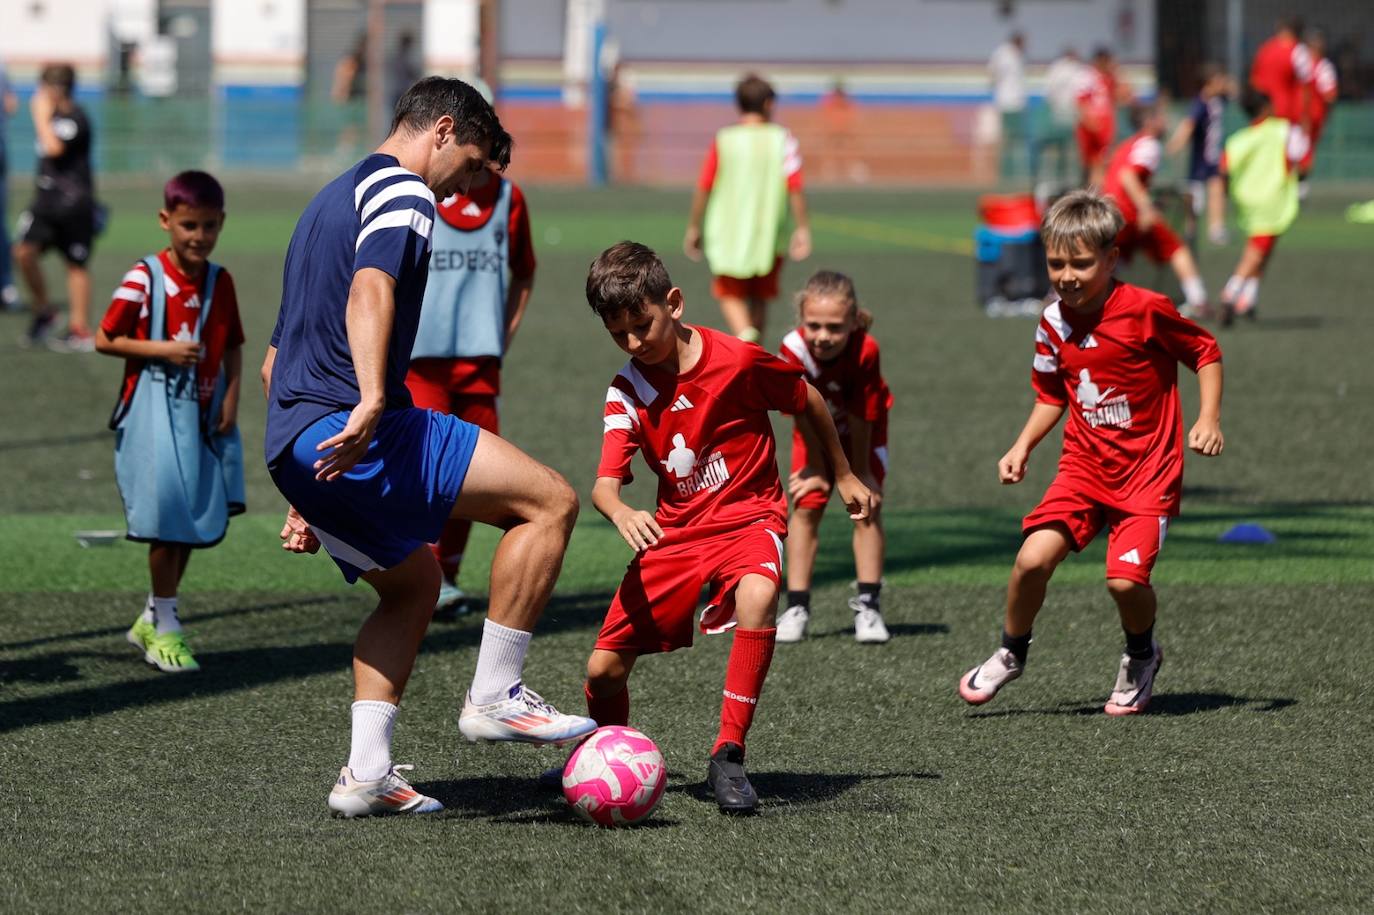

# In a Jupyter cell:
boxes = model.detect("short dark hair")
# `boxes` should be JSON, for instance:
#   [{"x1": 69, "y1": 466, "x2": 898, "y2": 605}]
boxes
[
  {"x1": 390, "y1": 77, "x2": 512, "y2": 170},
  {"x1": 164, "y1": 170, "x2": 225, "y2": 212},
  {"x1": 586, "y1": 242, "x2": 673, "y2": 321},
  {"x1": 40, "y1": 63, "x2": 76, "y2": 96},
  {"x1": 735, "y1": 73, "x2": 776, "y2": 115},
  {"x1": 1240, "y1": 85, "x2": 1271, "y2": 119}
]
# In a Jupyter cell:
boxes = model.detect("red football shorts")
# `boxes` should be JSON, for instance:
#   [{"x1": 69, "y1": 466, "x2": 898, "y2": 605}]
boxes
[
  {"x1": 595, "y1": 524, "x2": 785, "y2": 655},
  {"x1": 1115, "y1": 219, "x2": 1183, "y2": 265},
  {"x1": 1076, "y1": 125, "x2": 1112, "y2": 168},
  {"x1": 1248, "y1": 234, "x2": 1280, "y2": 259},
  {"x1": 1023, "y1": 478, "x2": 1170, "y2": 585},
  {"x1": 712, "y1": 256, "x2": 784, "y2": 302},
  {"x1": 406, "y1": 370, "x2": 500, "y2": 435},
  {"x1": 789, "y1": 415, "x2": 889, "y2": 512}
]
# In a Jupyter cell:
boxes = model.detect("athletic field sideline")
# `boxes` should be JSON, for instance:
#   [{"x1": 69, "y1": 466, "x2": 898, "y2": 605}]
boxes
[{"x1": 2, "y1": 183, "x2": 1371, "y2": 912}]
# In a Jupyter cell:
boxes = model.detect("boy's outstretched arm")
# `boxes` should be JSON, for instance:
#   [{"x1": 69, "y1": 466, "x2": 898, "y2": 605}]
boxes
[
  {"x1": 593, "y1": 476, "x2": 663, "y2": 552},
  {"x1": 794, "y1": 383, "x2": 871, "y2": 520},
  {"x1": 1188, "y1": 361, "x2": 1224, "y2": 455},
  {"x1": 1118, "y1": 168, "x2": 1158, "y2": 229},
  {"x1": 999, "y1": 401, "x2": 1065, "y2": 484}
]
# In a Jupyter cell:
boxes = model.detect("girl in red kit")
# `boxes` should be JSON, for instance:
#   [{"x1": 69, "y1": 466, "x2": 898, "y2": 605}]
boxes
[{"x1": 776, "y1": 271, "x2": 893, "y2": 645}]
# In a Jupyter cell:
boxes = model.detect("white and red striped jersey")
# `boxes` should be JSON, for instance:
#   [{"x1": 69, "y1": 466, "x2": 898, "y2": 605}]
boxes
[
  {"x1": 99, "y1": 249, "x2": 244, "y2": 410},
  {"x1": 599, "y1": 326, "x2": 807, "y2": 544},
  {"x1": 778, "y1": 328, "x2": 891, "y2": 437},
  {"x1": 1309, "y1": 57, "x2": 1338, "y2": 128},
  {"x1": 1030, "y1": 282, "x2": 1221, "y2": 515},
  {"x1": 1076, "y1": 68, "x2": 1117, "y2": 137}
]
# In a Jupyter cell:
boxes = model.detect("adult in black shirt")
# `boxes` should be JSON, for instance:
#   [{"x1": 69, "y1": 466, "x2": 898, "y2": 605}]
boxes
[{"x1": 16, "y1": 64, "x2": 98, "y2": 350}]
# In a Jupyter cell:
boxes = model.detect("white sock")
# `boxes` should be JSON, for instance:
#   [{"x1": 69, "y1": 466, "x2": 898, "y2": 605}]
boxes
[
  {"x1": 1222, "y1": 274, "x2": 1244, "y2": 304},
  {"x1": 140, "y1": 593, "x2": 155, "y2": 625},
  {"x1": 152, "y1": 596, "x2": 180, "y2": 635},
  {"x1": 348, "y1": 700, "x2": 397, "y2": 782},
  {"x1": 1238, "y1": 278, "x2": 1260, "y2": 313},
  {"x1": 1181, "y1": 276, "x2": 1208, "y2": 309},
  {"x1": 469, "y1": 619, "x2": 531, "y2": 705}
]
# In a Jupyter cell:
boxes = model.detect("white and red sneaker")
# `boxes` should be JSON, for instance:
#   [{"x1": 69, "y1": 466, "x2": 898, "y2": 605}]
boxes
[
  {"x1": 458, "y1": 682, "x2": 597, "y2": 747},
  {"x1": 958, "y1": 647, "x2": 1024, "y2": 705},
  {"x1": 327, "y1": 765, "x2": 443, "y2": 818},
  {"x1": 1104, "y1": 642, "x2": 1163, "y2": 716}
]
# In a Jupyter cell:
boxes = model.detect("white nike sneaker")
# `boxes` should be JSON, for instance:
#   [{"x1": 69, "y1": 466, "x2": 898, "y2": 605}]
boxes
[
  {"x1": 458, "y1": 682, "x2": 597, "y2": 746},
  {"x1": 433, "y1": 581, "x2": 471, "y2": 620},
  {"x1": 327, "y1": 765, "x2": 443, "y2": 818},
  {"x1": 849, "y1": 597, "x2": 891, "y2": 644},
  {"x1": 958, "y1": 647, "x2": 1023, "y2": 705},
  {"x1": 775, "y1": 605, "x2": 810, "y2": 643},
  {"x1": 1104, "y1": 641, "x2": 1163, "y2": 717}
]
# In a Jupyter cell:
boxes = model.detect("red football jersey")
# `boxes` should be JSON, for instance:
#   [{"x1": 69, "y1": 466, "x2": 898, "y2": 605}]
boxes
[
  {"x1": 1250, "y1": 35, "x2": 1312, "y2": 122},
  {"x1": 1103, "y1": 131, "x2": 1162, "y2": 224},
  {"x1": 1076, "y1": 68, "x2": 1117, "y2": 139},
  {"x1": 1309, "y1": 57, "x2": 1338, "y2": 130},
  {"x1": 1030, "y1": 283, "x2": 1221, "y2": 515},
  {"x1": 99, "y1": 250, "x2": 245, "y2": 411},
  {"x1": 778, "y1": 328, "x2": 892, "y2": 436},
  {"x1": 599, "y1": 326, "x2": 808, "y2": 544}
]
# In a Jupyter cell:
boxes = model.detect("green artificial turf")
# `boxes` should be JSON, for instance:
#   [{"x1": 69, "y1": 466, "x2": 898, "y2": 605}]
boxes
[{"x1": 2, "y1": 182, "x2": 1372, "y2": 912}]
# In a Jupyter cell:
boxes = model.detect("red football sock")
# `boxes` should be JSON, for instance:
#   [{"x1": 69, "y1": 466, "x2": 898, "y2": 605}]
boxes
[
  {"x1": 433, "y1": 519, "x2": 474, "y2": 582},
  {"x1": 713, "y1": 627, "x2": 777, "y2": 755},
  {"x1": 584, "y1": 681, "x2": 629, "y2": 727}
]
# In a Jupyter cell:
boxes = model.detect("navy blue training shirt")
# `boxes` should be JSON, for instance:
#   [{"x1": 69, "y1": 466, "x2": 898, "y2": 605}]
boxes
[{"x1": 265, "y1": 154, "x2": 436, "y2": 463}]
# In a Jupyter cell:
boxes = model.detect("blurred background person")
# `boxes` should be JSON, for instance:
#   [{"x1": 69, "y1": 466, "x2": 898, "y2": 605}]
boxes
[
  {"x1": 15, "y1": 63, "x2": 98, "y2": 351},
  {"x1": 0, "y1": 51, "x2": 18, "y2": 310},
  {"x1": 1167, "y1": 62, "x2": 1231, "y2": 246},
  {"x1": 1032, "y1": 47, "x2": 1083, "y2": 188},
  {"x1": 988, "y1": 31, "x2": 1028, "y2": 182}
]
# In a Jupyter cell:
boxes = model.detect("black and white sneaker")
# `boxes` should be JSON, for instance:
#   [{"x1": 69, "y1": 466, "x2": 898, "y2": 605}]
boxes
[{"x1": 707, "y1": 742, "x2": 757, "y2": 814}]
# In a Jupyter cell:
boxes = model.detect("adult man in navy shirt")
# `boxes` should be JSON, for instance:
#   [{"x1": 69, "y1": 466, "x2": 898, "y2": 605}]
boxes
[{"x1": 262, "y1": 77, "x2": 594, "y2": 818}]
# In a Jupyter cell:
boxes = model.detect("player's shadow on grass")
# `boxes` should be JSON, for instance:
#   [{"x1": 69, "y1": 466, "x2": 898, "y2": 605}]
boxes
[
  {"x1": 0, "y1": 591, "x2": 615, "y2": 733},
  {"x1": 967, "y1": 692, "x2": 1297, "y2": 719},
  {"x1": 669, "y1": 769, "x2": 939, "y2": 813},
  {"x1": 418, "y1": 775, "x2": 681, "y2": 828},
  {"x1": 812, "y1": 622, "x2": 949, "y2": 640}
]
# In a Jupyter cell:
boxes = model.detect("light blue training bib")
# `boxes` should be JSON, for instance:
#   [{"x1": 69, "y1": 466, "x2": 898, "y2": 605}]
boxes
[{"x1": 112, "y1": 256, "x2": 244, "y2": 545}]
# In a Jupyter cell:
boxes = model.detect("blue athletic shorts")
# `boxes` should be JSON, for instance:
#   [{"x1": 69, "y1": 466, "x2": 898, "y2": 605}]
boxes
[
  {"x1": 1188, "y1": 160, "x2": 1220, "y2": 182},
  {"x1": 269, "y1": 407, "x2": 481, "y2": 583}
]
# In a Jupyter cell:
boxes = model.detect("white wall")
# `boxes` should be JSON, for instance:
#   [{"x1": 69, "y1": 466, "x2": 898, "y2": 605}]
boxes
[
  {"x1": 423, "y1": 0, "x2": 480, "y2": 74},
  {"x1": 213, "y1": 0, "x2": 306, "y2": 85},
  {"x1": 0, "y1": 0, "x2": 115, "y2": 72}
]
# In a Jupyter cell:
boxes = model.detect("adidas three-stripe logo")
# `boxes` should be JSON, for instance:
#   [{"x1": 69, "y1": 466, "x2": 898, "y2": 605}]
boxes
[
  {"x1": 1117, "y1": 548, "x2": 1141, "y2": 565},
  {"x1": 670, "y1": 395, "x2": 694, "y2": 412}
]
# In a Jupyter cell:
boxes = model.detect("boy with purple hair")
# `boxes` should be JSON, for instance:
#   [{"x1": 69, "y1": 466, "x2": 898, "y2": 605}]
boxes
[{"x1": 95, "y1": 170, "x2": 246, "y2": 673}]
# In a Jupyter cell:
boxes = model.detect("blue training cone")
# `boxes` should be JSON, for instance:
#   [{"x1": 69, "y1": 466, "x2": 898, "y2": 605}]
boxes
[{"x1": 1219, "y1": 523, "x2": 1276, "y2": 544}]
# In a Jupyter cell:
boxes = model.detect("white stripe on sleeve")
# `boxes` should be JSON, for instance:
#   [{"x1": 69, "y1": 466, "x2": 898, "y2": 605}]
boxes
[
  {"x1": 113, "y1": 287, "x2": 144, "y2": 302},
  {"x1": 603, "y1": 413, "x2": 634, "y2": 433},
  {"x1": 354, "y1": 208, "x2": 435, "y2": 252},
  {"x1": 605, "y1": 386, "x2": 640, "y2": 425},
  {"x1": 360, "y1": 180, "x2": 436, "y2": 222},
  {"x1": 120, "y1": 268, "x2": 151, "y2": 290},
  {"x1": 354, "y1": 166, "x2": 415, "y2": 209},
  {"x1": 1034, "y1": 326, "x2": 1059, "y2": 353},
  {"x1": 1033, "y1": 353, "x2": 1058, "y2": 374}
]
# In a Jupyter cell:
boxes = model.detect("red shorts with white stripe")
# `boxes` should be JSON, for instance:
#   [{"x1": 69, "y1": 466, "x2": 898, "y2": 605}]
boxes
[
  {"x1": 1023, "y1": 479, "x2": 1170, "y2": 585},
  {"x1": 789, "y1": 415, "x2": 889, "y2": 512},
  {"x1": 595, "y1": 524, "x2": 785, "y2": 655},
  {"x1": 1115, "y1": 220, "x2": 1184, "y2": 265}
]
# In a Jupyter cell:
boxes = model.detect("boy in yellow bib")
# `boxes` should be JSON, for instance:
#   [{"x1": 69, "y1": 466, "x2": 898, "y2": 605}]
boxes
[
  {"x1": 684, "y1": 74, "x2": 811, "y2": 343},
  {"x1": 1219, "y1": 86, "x2": 1307, "y2": 326}
]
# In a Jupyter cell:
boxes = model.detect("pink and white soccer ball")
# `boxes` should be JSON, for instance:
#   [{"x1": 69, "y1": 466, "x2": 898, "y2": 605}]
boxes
[{"x1": 562, "y1": 725, "x2": 666, "y2": 827}]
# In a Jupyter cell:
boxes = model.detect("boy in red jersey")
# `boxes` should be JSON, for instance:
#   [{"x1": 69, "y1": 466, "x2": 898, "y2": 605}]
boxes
[
  {"x1": 405, "y1": 163, "x2": 536, "y2": 618},
  {"x1": 775, "y1": 270, "x2": 893, "y2": 645},
  {"x1": 1103, "y1": 100, "x2": 1209, "y2": 317},
  {"x1": 1299, "y1": 29, "x2": 1338, "y2": 178},
  {"x1": 583, "y1": 242, "x2": 871, "y2": 812},
  {"x1": 957, "y1": 190, "x2": 1223, "y2": 716},
  {"x1": 95, "y1": 171, "x2": 245, "y2": 674},
  {"x1": 684, "y1": 73, "x2": 811, "y2": 344}
]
